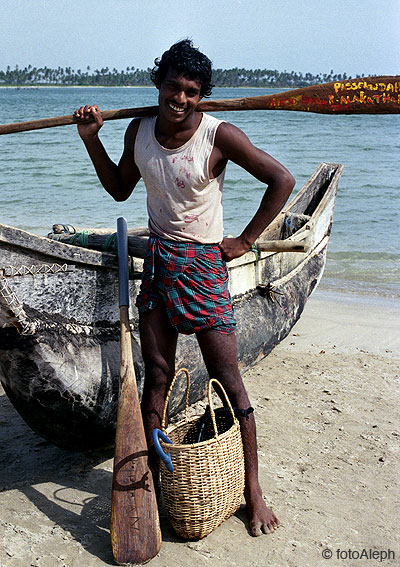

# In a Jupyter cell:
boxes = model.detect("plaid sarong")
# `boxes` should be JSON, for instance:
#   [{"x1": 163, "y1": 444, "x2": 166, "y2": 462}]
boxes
[{"x1": 136, "y1": 236, "x2": 236, "y2": 334}]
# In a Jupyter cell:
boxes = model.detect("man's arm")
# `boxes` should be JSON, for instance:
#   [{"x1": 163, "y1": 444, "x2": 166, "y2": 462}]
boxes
[
  {"x1": 212, "y1": 122, "x2": 295, "y2": 261},
  {"x1": 74, "y1": 105, "x2": 141, "y2": 201}
]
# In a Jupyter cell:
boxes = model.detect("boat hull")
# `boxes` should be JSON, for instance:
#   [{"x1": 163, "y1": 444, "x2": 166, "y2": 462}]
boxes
[{"x1": 0, "y1": 163, "x2": 342, "y2": 451}]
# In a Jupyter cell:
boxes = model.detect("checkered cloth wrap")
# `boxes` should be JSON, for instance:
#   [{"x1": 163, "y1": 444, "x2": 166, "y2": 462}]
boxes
[{"x1": 136, "y1": 235, "x2": 236, "y2": 334}]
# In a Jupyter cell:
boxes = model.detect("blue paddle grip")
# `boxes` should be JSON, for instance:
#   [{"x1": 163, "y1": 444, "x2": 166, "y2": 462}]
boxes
[{"x1": 117, "y1": 217, "x2": 129, "y2": 308}]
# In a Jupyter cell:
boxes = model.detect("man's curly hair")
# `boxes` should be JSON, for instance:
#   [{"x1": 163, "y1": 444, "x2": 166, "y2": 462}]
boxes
[{"x1": 151, "y1": 39, "x2": 214, "y2": 98}]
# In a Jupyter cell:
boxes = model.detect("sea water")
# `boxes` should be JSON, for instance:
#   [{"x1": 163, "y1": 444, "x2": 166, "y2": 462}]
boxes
[{"x1": 0, "y1": 86, "x2": 399, "y2": 297}]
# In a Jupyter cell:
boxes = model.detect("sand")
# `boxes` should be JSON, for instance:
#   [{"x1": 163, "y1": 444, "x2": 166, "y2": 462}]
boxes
[{"x1": 1, "y1": 289, "x2": 399, "y2": 567}]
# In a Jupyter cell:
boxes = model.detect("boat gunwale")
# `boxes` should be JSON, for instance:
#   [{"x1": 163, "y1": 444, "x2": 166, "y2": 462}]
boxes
[{"x1": 228, "y1": 162, "x2": 342, "y2": 270}]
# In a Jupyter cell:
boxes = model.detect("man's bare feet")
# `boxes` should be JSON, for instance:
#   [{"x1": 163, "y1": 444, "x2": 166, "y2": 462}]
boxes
[{"x1": 245, "y1": 486, "x2": 280, "y2": 536}]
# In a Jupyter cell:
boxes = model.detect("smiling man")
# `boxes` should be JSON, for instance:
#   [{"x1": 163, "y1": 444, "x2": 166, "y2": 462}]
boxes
[{"x1": 74, "y1": 39, "x2": 295, "y2": 536}]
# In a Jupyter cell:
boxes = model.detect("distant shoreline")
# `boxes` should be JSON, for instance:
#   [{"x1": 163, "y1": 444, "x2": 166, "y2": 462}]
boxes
[
  {"x1": 0, "y1": 85, "x2": 281, "y2": 90},
  {"x1": 0, "y1": 85, "x2": 155, "y2": 89}
]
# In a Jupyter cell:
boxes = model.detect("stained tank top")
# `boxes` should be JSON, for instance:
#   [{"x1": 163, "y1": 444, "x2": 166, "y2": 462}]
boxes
[{"x1": 134, "y1": 113, "x2": 226, "y2": 243}]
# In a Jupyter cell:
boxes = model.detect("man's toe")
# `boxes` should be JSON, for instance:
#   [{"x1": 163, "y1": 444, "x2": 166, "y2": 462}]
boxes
[
  {"x1": 250, "y1": 522, "x2": 262, "y2": 537},
  {"x1": 261, "y1": 522, "x2": 275, "y2": 534}
]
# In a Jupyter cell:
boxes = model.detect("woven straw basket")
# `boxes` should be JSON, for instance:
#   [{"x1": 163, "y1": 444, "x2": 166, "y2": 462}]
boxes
[{"x1": 157, "y1": 368, "x2": 245, "y2": 540}]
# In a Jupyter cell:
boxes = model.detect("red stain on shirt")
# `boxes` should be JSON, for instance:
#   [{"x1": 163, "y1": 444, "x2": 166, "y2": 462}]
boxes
[
  {"x1": 175, "y1": 177, "x2": 185, "y2": 189},
  {"x1": 184, "y1": 214, "x2": 200, "y2": 224}
]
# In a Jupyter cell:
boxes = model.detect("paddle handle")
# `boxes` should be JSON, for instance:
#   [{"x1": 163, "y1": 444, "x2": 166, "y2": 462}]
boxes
[
  {"x1": 116, "y1": 217, "x2": 130, "y2": 307},
  {"x1": 256, "y1": 240, "x2": 309, "y2": 253},
  {"x1": 0, "y1": 105, "x2": 159, "y2": 135},
  {"x1": 0, "y1": 75, "x2": 398, "y2": 135}
]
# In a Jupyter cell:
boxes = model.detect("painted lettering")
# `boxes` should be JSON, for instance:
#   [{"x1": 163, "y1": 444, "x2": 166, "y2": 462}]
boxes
[
  {"x1": 274, "y1": 79, "x2": 399, "y2": 110},
  {"x1": 332, "y1": 80, "x2": 400, "y2": 96},
  {"x1": 327, "y1": 88, "x2": 400, "y2": 107},
  {"x1": 382, "y1": 93, "x2": 396, "y2": 103}
]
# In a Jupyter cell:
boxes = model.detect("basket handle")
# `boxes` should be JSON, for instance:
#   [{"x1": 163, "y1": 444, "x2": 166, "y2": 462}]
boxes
[
  {"x1": 161, "y1": 367, "x2": 191, "y2": 431},
  {"x1": 208, "y1": 378, "x2": 237, "y2": 439}
]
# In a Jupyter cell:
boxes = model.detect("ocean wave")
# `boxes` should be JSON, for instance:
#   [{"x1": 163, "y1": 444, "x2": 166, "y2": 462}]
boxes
[{"x1": 328, "y1": 251, "x2": 400, "y2": 261}]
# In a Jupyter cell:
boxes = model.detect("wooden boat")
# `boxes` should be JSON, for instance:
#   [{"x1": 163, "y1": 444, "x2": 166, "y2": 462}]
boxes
[{"x1": 0, "y1": 163, "x2": 343, "y2": 451}]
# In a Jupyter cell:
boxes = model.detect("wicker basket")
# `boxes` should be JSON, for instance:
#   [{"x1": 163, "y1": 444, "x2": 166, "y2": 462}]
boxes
[{"x1": 156, "y1": 368, "x2": 245, "y2": 540}]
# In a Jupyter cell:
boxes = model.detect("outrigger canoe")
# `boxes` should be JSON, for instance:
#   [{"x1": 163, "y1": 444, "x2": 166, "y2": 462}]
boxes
[{"x1": 0, "y1": 162, "x2": 343, "y2": 451}]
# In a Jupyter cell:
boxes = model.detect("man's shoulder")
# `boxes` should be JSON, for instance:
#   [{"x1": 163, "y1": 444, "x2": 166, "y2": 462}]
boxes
[
  {"x1": 214, "y1": 121, "x2": 249, "y2": 149},
  {"x1": 215, "y1": 120, "x2": 241, "y2": 134},
  {"x1": 125, "y1": 116, "x2": 156, "y2": 147},
  {"x1": 124, "y1": 118, "x2": 143, "y2": 152},
  {"x1": 126, "y1": 117, "x2": 141, "y2": 133}
]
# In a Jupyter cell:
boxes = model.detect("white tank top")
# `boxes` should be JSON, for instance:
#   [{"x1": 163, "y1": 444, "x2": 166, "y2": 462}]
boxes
[{"x1": 134, "y1": 113, "x2": 226, "y2": 243}]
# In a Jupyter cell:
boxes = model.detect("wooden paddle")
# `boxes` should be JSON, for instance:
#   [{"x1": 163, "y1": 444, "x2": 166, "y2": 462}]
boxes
[
  {"x1": 0, "y1": 75, "x2": 398, "y2": 135},
  {"x1": 110, "y1": 217, "x2": 161, "y2": 565}
]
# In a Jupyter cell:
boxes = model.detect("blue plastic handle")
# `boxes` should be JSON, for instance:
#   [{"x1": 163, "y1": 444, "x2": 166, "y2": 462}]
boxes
[
  {"x1": 152, "y1": 428, "x2": 174, "y2": 472},
  {"x1": 117, "y1": 217, "x2": 129, "y2": 308}
]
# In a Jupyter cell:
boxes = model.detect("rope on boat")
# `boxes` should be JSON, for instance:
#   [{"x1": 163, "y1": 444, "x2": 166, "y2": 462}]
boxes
[
  {"x1": 0, "y1": 277, "x2": 36, "y2": 335},
  {"x1": 46, "y1": 227, "x2": 146, "y2": 274},
  {"x1": 69, "y1": 230, "x2": 90, "y2": 247},
  {"x1": 0, "y1": 263, "x2": 74, "y2": 277},
  {"x1": 104, "y1": 232, "x2": 118, "y2": 252},
  {"x1": 249, "y1": 243, "x2": 261, "y2": 261}
]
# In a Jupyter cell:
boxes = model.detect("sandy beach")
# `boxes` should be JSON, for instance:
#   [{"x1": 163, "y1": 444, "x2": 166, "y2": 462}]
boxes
[{"x1": 1, "y1": 289, "x2": 399, "y2": 567}]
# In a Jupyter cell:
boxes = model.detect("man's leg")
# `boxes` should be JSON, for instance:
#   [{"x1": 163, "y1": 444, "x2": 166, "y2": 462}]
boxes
[
  {"x1": 139, "y1": 305, "x2": 178, "y2": 489},
  {"x1": 196, "y1": 328, "x2": 279, "y2": 536}
]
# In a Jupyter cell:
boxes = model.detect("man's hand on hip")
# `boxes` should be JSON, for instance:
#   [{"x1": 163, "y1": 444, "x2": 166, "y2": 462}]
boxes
[{"x1": 219, "y1": 236, "x2": 251, "y2": 262}]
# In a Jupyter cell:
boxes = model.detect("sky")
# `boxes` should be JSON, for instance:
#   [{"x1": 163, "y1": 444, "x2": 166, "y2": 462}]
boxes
[{"x1": 2, "y1": 0, "x2": 399, "y2": 77}]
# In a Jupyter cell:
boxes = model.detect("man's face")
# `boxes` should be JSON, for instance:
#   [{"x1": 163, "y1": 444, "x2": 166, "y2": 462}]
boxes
[{"x1": 157, "y1": 67, "x2": 203, "y2": 124}]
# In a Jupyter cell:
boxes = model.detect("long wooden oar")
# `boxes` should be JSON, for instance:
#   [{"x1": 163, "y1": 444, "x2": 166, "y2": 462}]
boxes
[
  {"x1": 110, "y1": 217, "x2": 161, "y2": 565},
  {"x1": 0, "y1": 75, "x2": 398, "y2": 135}
]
